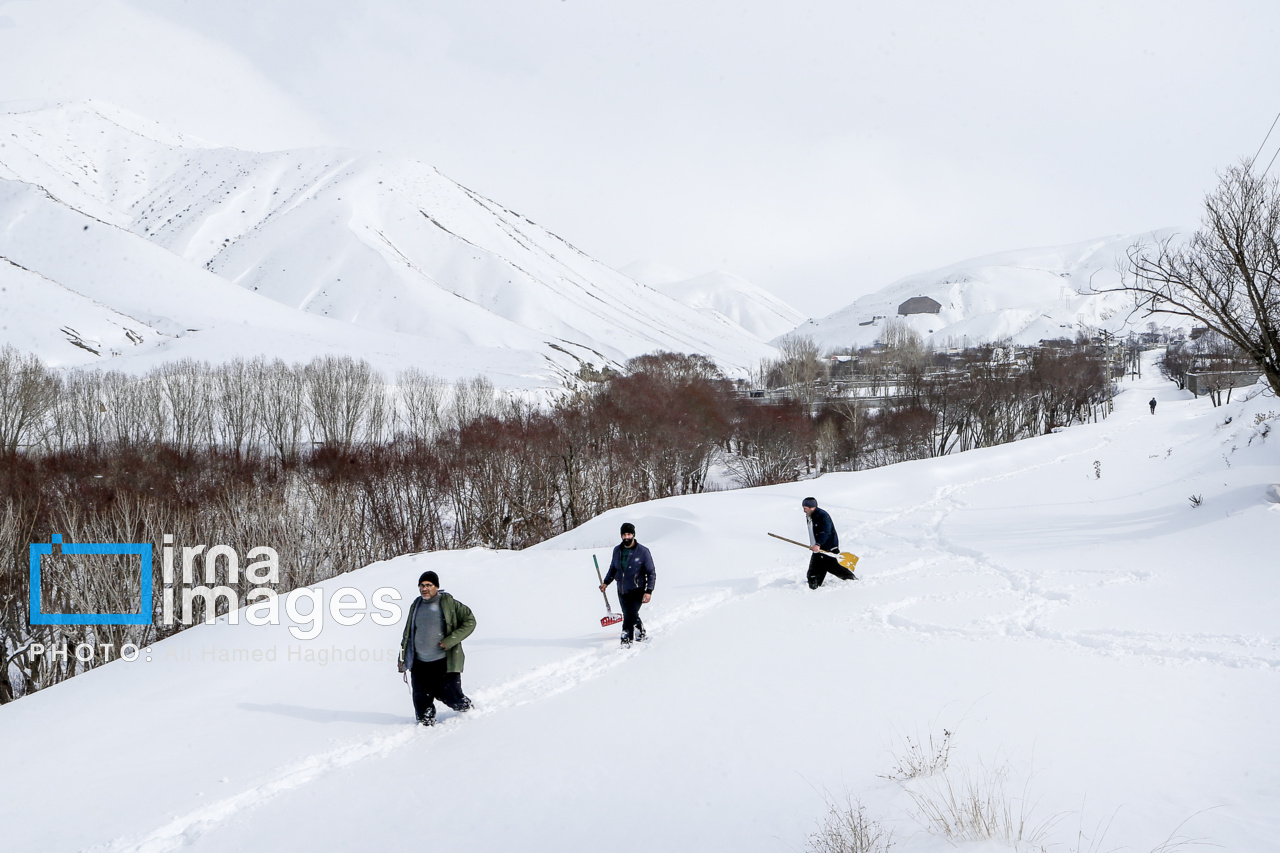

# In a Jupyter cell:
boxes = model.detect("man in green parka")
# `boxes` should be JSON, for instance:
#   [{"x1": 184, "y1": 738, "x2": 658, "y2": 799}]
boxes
[{"x1": 398, "y1": 570, "x2": 476, "y2": 726}]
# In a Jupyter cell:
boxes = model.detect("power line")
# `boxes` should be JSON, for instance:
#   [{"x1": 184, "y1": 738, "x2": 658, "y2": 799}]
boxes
[
  {"x1": 1252, "y1": 110, "x2": 1280, "y2": 168},
  {"x1": 1264, "y1": 144, "x2": 1280, "y2": 178}
]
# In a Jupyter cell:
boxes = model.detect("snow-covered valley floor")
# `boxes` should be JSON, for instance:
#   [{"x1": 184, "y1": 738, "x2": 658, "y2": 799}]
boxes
[{"x1": 3, "y1": 356, "x2": 1277, "y2": 852}]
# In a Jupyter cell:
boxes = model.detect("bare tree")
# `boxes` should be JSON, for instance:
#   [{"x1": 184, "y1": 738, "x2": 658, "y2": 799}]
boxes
[
  {"x1": 255, "y1": 360, "x2": 307, "y2": 462},
  {"x1": 775, "y1": 334, "x2": 827, "y2": 408},
  {"x1": 447, "y1": 375, "x2": 498, "y2": 432},
  {"x1": 725, "y1": 399, "x2": 812, "y2": 486},
  {"x1": 101, "y1": 371, "x2": 142, "y2": 446},
  {"x1": 306, "y1": 356, "x2": 384, "y2": 448},
  {"x1": 1159, "y1": 344, "x2": 1193, "y2": 390},
  {"x1": 624, "y1": 351, "x2": 722, "y2": 383},
  {"x1": 46, "y1": 371, "x2": 86, "y2": 452},
  {"x1": 397, "y1": 367, "x2": 446, "y2": 442},
  {"x1": 1121, "y1": 161, "x2": 1280, "y2": 396},
  {"x1": 157, "y1": 359, "x2": 213, "y2": 453},
  {"x1": 880, "y1": 317, "x2": 927, "y2": 370},
  {"x1": 0, "y1": 345, "x2": 60, "y2": 453},
  {"x1": 824, "y1": 398, "x2": 868, "y2": 470},
  {"x1": 57, "y1": 370, "x2": 106, "y2": 450},
  {"x1": 213, "y1": 358, "x2": 262, "y2": 456},
  {"x1": 101, "y1": 373, "x2": 171, "y2": 446},
  {"x1": 748, "y1": 357, "x2": 773, "y2": 392}
]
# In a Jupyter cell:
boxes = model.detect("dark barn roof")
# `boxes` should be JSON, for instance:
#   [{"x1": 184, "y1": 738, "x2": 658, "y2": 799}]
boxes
[{"x1": 898, "y1": 295, "x2": 942, "y2": 315}]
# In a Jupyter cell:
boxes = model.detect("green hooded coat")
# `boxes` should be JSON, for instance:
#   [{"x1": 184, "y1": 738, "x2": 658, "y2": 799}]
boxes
[{"x1": 398, "y1": 592, "x2": 476, "y2": 674}]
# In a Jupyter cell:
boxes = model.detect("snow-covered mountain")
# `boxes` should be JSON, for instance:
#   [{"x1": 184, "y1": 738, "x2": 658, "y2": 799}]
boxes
[
  {"x1": 0, "y1": 101, "x2": 778, "y2": 383},
  {"x1": 0, "y1": 179, "x2": 548, "y2": 382},
  {"x1": 786, "y1": 233, "x2": 1188, "y2": 350},
  {"x1": 618, "y1": 260, "x2": 696, "y2": 287},
  {"x1": 2, "y1": 359, "x2": 1276, "y2": 851},
  {"x1": 621, "y1": 261, "x2": 807, "y2": 342}
]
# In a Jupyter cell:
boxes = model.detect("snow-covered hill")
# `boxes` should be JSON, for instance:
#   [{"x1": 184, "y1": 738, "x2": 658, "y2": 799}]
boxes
[
  {"x1": 0, "y1": 178, "x2": 549, "y2": 382},
  {"x1": 0, "y1": 101, "x2": 778, "y2": 382},
  {"x1": 622, "y1": 261, "x2": 808, "y2": 342},
  {"x1": 2, "y1": 357, "x2": 1276, "y2": 851},
  {"x1": 787, "y1": 233, "x2": 1188, "y2": 350}
]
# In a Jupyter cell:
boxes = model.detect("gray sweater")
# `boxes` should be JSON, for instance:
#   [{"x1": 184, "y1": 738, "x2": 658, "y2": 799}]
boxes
[{"x1": 412, "y1": 596, "x2": 446, "y2": 663}]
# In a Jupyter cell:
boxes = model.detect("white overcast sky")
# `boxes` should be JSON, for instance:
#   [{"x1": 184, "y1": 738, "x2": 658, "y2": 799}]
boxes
[{"x1": 2, "y1": 0, "x2": 1279, "y2": 316}]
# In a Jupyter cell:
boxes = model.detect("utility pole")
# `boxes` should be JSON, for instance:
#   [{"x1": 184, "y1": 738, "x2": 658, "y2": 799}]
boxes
[{"x1": 1100, "y1": 329, "x2": 1115, "y2": 413}]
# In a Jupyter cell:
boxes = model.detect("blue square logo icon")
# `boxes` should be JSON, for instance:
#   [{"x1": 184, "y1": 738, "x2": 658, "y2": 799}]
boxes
[{"x1": 29, "y1": 535, "x2": 153, "y2": 625}]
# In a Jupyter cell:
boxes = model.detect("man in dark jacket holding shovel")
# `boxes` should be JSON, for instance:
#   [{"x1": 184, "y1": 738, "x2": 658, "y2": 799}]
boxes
[
  {"x1": 600, "y1": 522, "x2": 656, "y2": 646},
  {"x1": 398, "y1": 570, "x2": 476, "y2": 726},
  {"x1": 803, "y1": 497, "x2": 856, "y2": 589}
]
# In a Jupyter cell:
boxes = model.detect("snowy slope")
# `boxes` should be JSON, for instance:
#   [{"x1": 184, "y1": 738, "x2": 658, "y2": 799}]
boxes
[
  {"x1": 0, "y1": 256, "x2": 157, "y2": 362},
  {"x1": 621, "y1": 263, "x2": 809, "y2": 342},
  {"x1": 2, "y1": 354, "x2": 1277, "y2": 852},
  {"x1": 788, "y1": 233, "x2": 1188, "y2": 350},
  {"x1": 618, "y1": 259, "x2": 696, "y2": 287},
  {"x1": 0, "y1": 102, "x2": 777, "y2": 379},
  {"x1": 0, "y1": 178, "x2": 556, "y2": 382}
]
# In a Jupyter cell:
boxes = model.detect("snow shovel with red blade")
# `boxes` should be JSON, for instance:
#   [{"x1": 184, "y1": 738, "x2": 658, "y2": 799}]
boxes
[
  {"x1": 767, "y1": 532, "x2": 860, "y2": 573},
  {"x1": 593, "y1": 555, "x2": 624, "y2": 627}
]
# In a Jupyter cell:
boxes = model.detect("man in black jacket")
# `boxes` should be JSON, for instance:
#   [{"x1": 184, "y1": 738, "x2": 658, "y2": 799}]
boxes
[
  {"x1": 599, "y1": 522, "x2": 656, "y2": 646},
  {"x1": 803, "y1": 497, "x2": 855, "y2": 589}
]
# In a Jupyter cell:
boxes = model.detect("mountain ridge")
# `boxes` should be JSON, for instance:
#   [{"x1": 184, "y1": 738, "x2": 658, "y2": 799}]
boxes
[
  {"x1": 786, "y1": 231, "x2": 1189, "y2": 350},
  {"x1": 0, "y1": 101, "x2": 779, "y2": 382}
]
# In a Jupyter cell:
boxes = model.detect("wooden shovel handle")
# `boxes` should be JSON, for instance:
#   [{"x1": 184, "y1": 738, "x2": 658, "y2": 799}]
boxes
[
  {"x1": 768, "y1": 532, "x2": 859, "y2": 572},
  {"x1": 767, "y1": 532, "x2": 812, "y2": 550},
  {"x1": 593, "y1": 554, "x2": 614, "y2": 612}
]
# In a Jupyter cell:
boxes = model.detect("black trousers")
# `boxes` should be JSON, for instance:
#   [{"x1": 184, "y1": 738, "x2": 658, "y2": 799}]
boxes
[
  {"x1": 411, "y1": 657, "x2": 470, "y2": 718},
  {"x1": 619, "y1": 589, "x2": 646, "y2": 640},
  {"x1": 807, "y1": 552, "x2": 855, "y2": 588}
]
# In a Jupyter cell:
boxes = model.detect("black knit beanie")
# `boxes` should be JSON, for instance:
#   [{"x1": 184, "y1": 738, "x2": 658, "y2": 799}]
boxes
[
  {"x1": 802, "y1": 497, "x2": 818, "y2": 508},
  {"x1": 620, "y1": 522, "x2": 636, "y2": 536},
  {"x1": 418, "y1": 571, "x2": 440, "y2": 586}
]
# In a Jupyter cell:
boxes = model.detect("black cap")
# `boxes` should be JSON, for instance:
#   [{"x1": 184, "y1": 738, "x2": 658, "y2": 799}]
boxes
[
  {"x1": 802, "y1": 497, "x2": 818, "y2": 508},
  {"x1": 620, "y1": 522, "x2": 636, "y2": 536},
  {"x1": 418, "y1": 571, "x2": 439, "y2": 586}
]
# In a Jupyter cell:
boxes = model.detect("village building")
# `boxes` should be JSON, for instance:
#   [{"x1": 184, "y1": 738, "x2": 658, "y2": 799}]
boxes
[{"x1": 897, "y1": 295, "x2": 942, "y2": 315}]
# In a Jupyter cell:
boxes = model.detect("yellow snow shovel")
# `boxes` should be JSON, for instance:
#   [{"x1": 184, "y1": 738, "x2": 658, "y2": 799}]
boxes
[{"x1": 767, "y1": 532, "x2": 860, "y2": 572}]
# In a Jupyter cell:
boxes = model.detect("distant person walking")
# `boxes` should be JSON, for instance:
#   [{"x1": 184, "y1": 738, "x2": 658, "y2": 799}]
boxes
[
  {"x1": 803, "y1": 497, "x2": 856, "y2": 589},
  {"x1": 398, "y1": 570, "x2": 476, "y2": 726},
  {"x1": 1149, "y1": 397, "x2": 1157, "y2": 414},
  {"x1": 600, "y1": 522, "x2": 656, "y2": 646}
]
